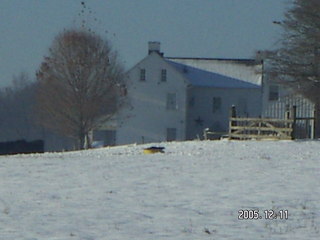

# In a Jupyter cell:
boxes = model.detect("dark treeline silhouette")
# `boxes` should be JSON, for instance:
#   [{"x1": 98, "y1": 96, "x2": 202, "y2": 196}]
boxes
[
  {"x1": 0, "y1": 73, "x2": 74, "y2": 152},
  {"x1": 0, "y1": 139, "x2": 44, "y2": 155}
]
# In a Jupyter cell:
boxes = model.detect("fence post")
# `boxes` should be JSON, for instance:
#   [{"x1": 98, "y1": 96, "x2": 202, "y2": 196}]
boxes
[
  {"x1": 285, "y1": 109, "x2": 290, "y2": 132},
  {"x1": 314, "y1": 108, "x2": 320, "y2": 139},
  {"x1": 203, "y1": 128, "x2": 209, "y2": 140},
  {"x1": 285, "y1": 109, "x2": 290, "y2": 120},
  {"x1": 231, "y1": 105, "x2": 237, "y2": 118},
  {"x1": 228, "y1": 106, "x2": 237, "y2": 139},
  {"x1": 311, "y1": 109, "x2": 316, "y2": 139},
  {"x1": 291, "y1": 106, "x2": 297, "y2": 140},
  {"x1": 258, "y1": 114, "x2": 262, "y2": 136},
  {"x1": 305, "y1": 119, "x2": 310, "y2": 139}
]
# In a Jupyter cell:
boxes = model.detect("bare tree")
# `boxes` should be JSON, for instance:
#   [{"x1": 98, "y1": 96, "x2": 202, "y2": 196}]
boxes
[
  {"x1": 36, "y1": 29, "x2": 125, "y2": 149},
  {"x1": 261, "y1": 0, "x2": 320, "y2": 135}
]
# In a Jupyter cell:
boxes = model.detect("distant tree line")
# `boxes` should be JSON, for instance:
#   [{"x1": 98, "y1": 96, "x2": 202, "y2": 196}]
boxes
[
  {"x1": 0, "y1": 73, "x2": 73, "y2": 151},
  {"x1": 0, "y1": 73, "x2": 39, "y2": 142}
]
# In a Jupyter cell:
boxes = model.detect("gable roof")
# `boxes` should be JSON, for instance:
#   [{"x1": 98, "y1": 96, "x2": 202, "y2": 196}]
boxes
[
  {"x1": 167, "y1": 57, "x2": 258, "y2": 65},
  {"x1": 166, "y1": 60, "x2": 260, "y2": 89}
]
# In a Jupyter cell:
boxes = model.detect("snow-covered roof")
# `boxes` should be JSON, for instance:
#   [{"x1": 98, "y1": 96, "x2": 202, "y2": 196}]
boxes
[
  {"x1": 166, "y1": 60, "x2": 260, "y2": 89},
  {"x1": 167, "y1": 57, "x2": 262, "y2": 86},
  {"x1": 167, "y1": 57, "x2": 257, "y2": 64}
]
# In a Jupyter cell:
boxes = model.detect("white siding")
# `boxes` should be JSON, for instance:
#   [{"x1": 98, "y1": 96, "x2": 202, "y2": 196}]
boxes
[
  {"x1": 262, "y1": 95, "x2": 314, "y2": 119},
  {"x1": 186, "y1": 86, "x2": 262, "y2": 140},
  {"x1": 116, "y1": 52, "x2": 188, "y2": 145},
  {"x1": 262, "y1": 78, "x2": 314, "y2": 119}
]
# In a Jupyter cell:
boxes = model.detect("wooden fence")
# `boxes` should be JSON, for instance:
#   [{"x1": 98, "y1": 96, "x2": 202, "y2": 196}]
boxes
[
  {"x1": 228, "y1": 106, "x2": 315, "y2": 140},
  {"x1": 229, "y1": 117, "x2": 294, "y2": 140}
]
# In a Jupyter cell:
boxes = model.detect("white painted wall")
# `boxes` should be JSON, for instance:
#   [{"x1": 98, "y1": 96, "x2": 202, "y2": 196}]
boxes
[
  {"x1": 116, "y1": 43, "x2": 264, "y2": 144},
  {"x1": 262, "y1": 78, "x2": 314, "y2": 119},
  {"x1": 186, "y1": 86, "x2": 262, "y2": 139},
  {"x1": 116, "y1": 52, "x2": 188, "y2": 145}
]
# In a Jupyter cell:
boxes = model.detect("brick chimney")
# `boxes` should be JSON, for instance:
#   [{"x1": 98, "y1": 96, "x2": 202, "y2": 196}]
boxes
[{"x1": 148, "y1": 41, "x2": 163, "y2": 56}]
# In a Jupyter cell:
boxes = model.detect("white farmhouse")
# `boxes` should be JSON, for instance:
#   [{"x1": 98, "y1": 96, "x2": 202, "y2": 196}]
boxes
[
  {"x1": 92, "y1": 42, "x2": 315, "y2": 146},
  {"x1": 113, "y1": 42, "x2": 263, "y2": 145}
]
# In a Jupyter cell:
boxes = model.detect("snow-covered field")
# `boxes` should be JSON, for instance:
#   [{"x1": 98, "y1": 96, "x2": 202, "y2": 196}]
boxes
[{"x1": 0, "y1": 140, "x2": 319, "y2": 240}]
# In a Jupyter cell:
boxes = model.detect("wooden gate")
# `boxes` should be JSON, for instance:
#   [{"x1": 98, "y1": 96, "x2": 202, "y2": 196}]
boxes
[
  {"x1": 229, "y1": 117, "x2": 293, "y2": 140},
  {"x1": 228, "y1": 106, "x2": 315, "y2": 140}
]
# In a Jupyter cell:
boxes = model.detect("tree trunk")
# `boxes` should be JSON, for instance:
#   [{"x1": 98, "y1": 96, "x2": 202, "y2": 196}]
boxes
[
  {"x1": 84, "y1": 132, "x2": 92, "y2": 149},
  {"x1": 78, "y1": 128, "x2": 86, "y2": 150}
]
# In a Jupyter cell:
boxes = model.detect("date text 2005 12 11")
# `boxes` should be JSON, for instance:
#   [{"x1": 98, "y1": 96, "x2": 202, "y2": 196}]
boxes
[{"x1": 238, "y1": 209, "x2": 289, "y2": 220}]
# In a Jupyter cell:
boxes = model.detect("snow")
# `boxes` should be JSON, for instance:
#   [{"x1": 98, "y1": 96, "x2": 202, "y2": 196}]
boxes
[
  {"x1": 0, "y1": 140, "x2": 319, "y2": 240},
  {"x1": 166, "y1": 60, "x2": 260, "y2": 88}
]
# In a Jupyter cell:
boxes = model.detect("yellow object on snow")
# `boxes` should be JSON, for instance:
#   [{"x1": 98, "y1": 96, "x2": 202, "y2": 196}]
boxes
[{"x1": 143, "y1": 146, "x2": 165, "y2": 154}]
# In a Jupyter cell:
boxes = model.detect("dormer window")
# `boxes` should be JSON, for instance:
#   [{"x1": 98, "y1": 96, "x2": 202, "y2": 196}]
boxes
[
  {"x1": 161, "y1": 69, "x2": 167, "y2": 82},
  {"x1": 140, "y1": 69, "x2": 146, "y2": 81}
]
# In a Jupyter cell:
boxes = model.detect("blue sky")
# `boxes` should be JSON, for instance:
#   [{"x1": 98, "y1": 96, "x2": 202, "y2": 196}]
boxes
[{"x1": 0, "y1": 0, "x2": 290, "y2": 87}]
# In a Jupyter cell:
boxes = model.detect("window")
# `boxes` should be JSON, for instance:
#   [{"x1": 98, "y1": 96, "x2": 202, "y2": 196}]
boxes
[
  {"x1": 140, "y1": 69, "x2": 146, "y2": 81},
  {"x1": 189, "y1": 96, "x2": 195, "y2": 107},
  {"x1": 161, "y1": 69, "x2": 167, "y2": 82},
  {"x1": 166, "y1": 128, "x2": 177, "y2": 141},
  {"x1": 212, "y1": 97, "x2": 222, "y2": 113},
  {"x1": 269, "y1": 85, "x2": 279, "y2": 101},
  {"x1": 166, "y1": 93, "x2": 177, "y2": 110}
]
